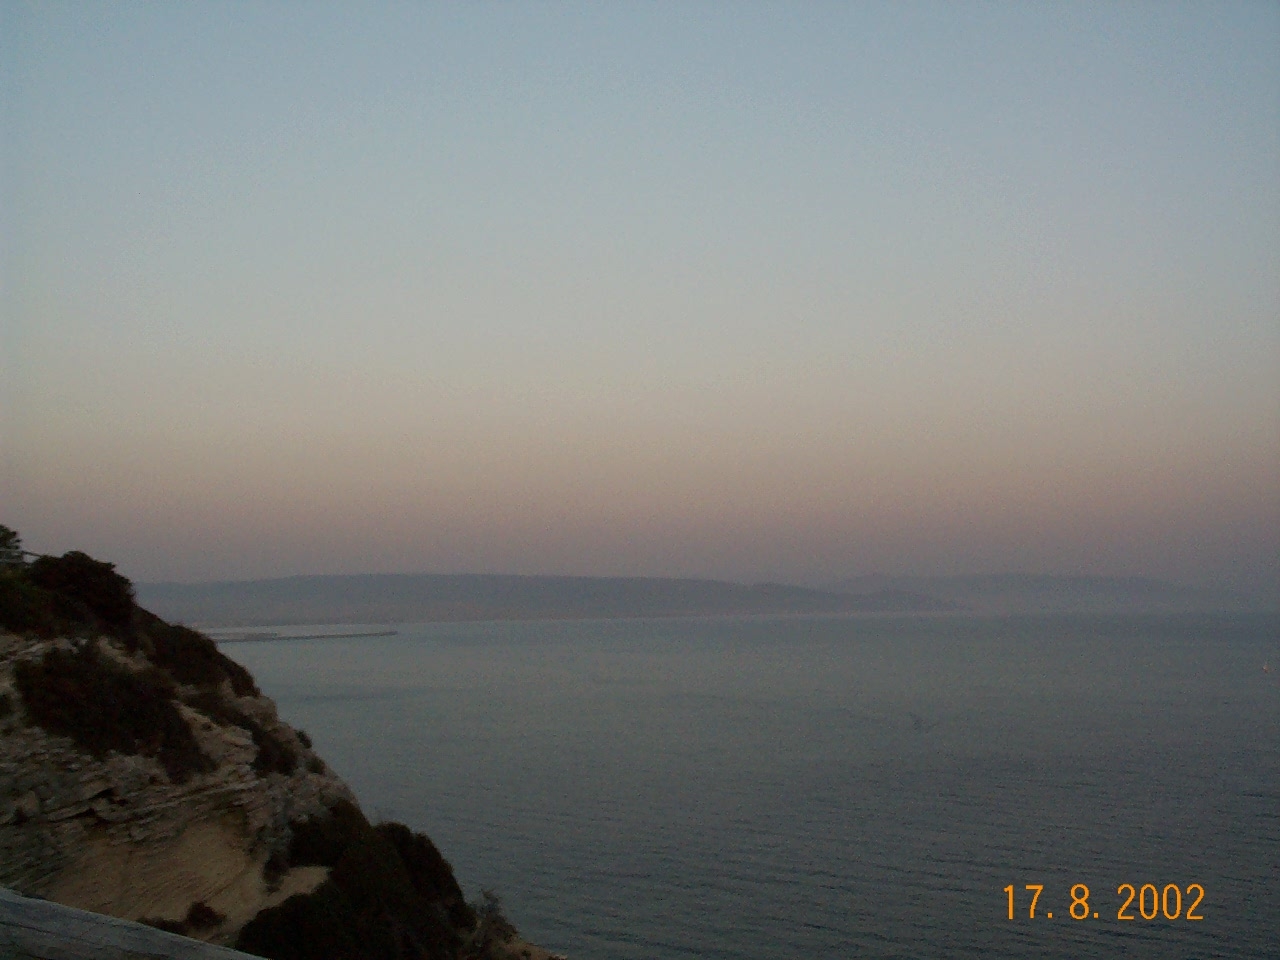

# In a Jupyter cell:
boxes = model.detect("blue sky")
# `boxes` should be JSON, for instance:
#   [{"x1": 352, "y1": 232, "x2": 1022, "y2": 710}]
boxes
[{"x1": 3, "y1": 2, "x2": 1277, "y2": 596}]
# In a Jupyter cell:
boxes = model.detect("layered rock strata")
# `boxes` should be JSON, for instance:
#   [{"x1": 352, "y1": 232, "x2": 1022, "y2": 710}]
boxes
[{"x1": 0, "y1": 629, "x2": 351, "y2": 940}]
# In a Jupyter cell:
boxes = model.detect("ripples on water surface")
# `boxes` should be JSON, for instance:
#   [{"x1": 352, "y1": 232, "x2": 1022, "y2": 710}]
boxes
[{"x1": 225, "y1": 614, "x2": 1279, "y2": 959}]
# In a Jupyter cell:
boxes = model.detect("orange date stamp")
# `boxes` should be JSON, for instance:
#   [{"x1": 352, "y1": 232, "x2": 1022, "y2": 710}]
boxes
[{"x1": 1004, "y1": 883, "x2": 1205, "y2": 921}]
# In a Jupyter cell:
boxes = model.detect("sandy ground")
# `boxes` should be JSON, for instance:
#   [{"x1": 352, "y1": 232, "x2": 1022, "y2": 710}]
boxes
[
  {"x1": 45, "y1": 812, "x2": 561, "y2": 956},
  {"x1": 48, "y1": 814, "x2": 327, "y2": 942}
]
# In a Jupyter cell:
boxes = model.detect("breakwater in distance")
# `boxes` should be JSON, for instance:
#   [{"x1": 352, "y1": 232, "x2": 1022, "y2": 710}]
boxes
[{"x1": 210, "y1": 629, "x2": 398, "y2": 643}]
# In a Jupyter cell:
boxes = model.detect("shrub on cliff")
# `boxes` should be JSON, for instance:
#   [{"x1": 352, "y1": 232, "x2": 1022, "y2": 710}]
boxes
[
  {"x1": 0, "y1": 533, "x2": 114, "y2": 638},
  {"x1": 236, "y1": 883, "x2": 369, "y2": 960},
  {"x1": 461, "y1": 889, "x2": 517, "y2": 959},
  {"x1": 0, "y1": 568, "x2": 60, "y2": 636},
  {"x1": 180, "y1": 685, "x2": 298, "y2": 775},
  {"x1": 0, "y1": 542, "x2": 121, "y2": 639},
  {"x1": 148, "y1": 619, "x2": 254, "y2": 690},
  {"x1": 139, "y1": 900, "x2": 227, "y2": 937},
  {"x1": 0, "y1": 524, "x2": 22, "y2": 564},
  {"x1": 287, "y1": 798, "x2": 373, "y2": 867},
  {"x1": 376, "y1": 821, "x2": 476, "y2": 931},
  {"x1": 27, "y1": 551, "x2": 136, "y2": 633},
  {"x1": 0, "y1": 529, "x2": 261, "y2": 702},
  {"x1": 135, "y1": 611, "x2": 260, "y2": 696},
  {"x1": 238, "y1": 802, "x2": 469, "y2": 960},
  {"x1": 13, "y1": 642, "x2": 214, "y2": 783},
  {"x1": 248, "y1": 720, "x2": 299, "y2": 775}
]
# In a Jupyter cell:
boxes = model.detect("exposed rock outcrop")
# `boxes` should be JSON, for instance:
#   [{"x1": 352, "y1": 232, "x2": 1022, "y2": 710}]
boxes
[{"x1": 0, "y1": 629, "x2": 352, "y2": 939}]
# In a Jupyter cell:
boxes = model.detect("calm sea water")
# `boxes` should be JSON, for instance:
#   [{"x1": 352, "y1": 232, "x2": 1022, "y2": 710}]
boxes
[{"x1": 221, "y1": 613, "x2": 1279, "y2": 959}]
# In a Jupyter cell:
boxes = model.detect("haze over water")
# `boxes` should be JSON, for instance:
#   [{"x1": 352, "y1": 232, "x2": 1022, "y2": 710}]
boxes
[{"x1": 225, "y1": 612, "x2": 1280, "y2": 959}]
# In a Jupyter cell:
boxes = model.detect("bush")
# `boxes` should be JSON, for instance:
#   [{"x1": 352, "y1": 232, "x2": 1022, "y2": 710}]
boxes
[
  {"x1": 2, "y1": 547, "x2": 142, "y2": 639},
  {"x1": 0, "y1": 524, "x2": 21, "y2": 563},
  {"x1": 239, "y1": 804, "x2": 468, "y2": 960},
  {"x1": 138, "y1": 901, "x2": 225, "y2": 936},
  {"x1": 134, "y1": 609, "x2": 260, "y2": 696},
  {"x1": 467, "y1": 889, "x2": 517, "y2": 952},
  {"x1": 0, "y1": 569, "x2": 60, "y2": 636},
  {"x1": 219, "y1": 655, "x2": 259, "y2": 697},
  {"x1": 1, "y1": 542, "x2": 258, "y2": 702},
  {"x1": 250, "y1": 722, "x2": 298, "y2": 776},
  {"x1": 181, "y1": 686, "x2": 244, "y2": 727},
  {"x1": 236, "y1": 885, "x2": 367, "y2": 960},
  {"x1": 287, "y1": 800, "x2": 371, "y2": 868},
  {"x1": 149, "y1": 621, "x2": 232, "y2": 686},
  {"x1": 27, "y1": 552, "x2": 135, "y2": 631},
  {"x1": 376, "y1": 821, "x2": 475, "y2": 931},
  {"x1": 181, "y1": 686, "x2": 296, "y2": 776},
  {"x1": 14, "y1": 642, "x2": 213, "y2": 784},
  {"x1": 185, "y1": 900, "x2": 226, "y2": 930}
]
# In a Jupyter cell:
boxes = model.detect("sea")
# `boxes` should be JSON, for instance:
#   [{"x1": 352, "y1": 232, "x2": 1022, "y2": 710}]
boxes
[{"x1": 218, "y1": 613, "x2": 1279, "y2": 960}]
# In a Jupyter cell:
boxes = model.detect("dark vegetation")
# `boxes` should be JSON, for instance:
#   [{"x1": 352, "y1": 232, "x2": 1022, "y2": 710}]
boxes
[
  {"x1": 237, "y1": 800, "x2": 477, "y2": 960},
  {"x1": 181, "y1": 685, "x2": 299, "y2": 776},
  {"x1": 27, "y1": 550, "x2": 136, "y2": 630},
  {"x1": 0, "y1": 552, "x2": 119, "y2": 638},
  {"x1": 377, "y1": 821, "x2": 477, "y2": 932},
  {"x1": 0, "y1": 532, "x2": 141, "y2": 639},
  {"x1": 142, "y1": 614, "x2": 258, "y2": 695},
  {"x1": 140, "y1": 900, "x2": 227, "y2": 936},
  {"x1": 0, "y1": 526, "x2": 304, "y2": 780},
  {"x1": 1, "y1": 527, "x2": 255, "y2": 695},
  {"x1": 248, "y1": 720, "x2": 299, "y2": 776},
  {"x1": 461, "y1": 889, "x2": 518, "y2": 960},
  {"x1": 13, "y1": 643, "x2": 214, "y2": 783},
  {"x1": 185, "y1": 899, "x2": 227, "y2": 929}
]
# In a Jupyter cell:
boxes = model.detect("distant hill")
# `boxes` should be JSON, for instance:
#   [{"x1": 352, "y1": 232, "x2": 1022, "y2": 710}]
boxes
[
  {"x1": 135, "y1": 574, "x2": 957, "y2": 627},
  {"x1": 827, "y1": 574, "x2": 1268, "y2": 614}
]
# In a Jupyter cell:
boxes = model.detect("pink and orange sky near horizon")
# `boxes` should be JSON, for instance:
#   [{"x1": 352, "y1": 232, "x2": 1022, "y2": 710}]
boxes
[{"x1": 3, "y1": 3, "x2": 1278, "y2": 597}]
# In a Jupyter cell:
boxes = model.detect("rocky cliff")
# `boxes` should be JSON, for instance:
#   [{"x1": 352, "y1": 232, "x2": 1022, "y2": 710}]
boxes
[
  {"x1": 0, "y1": 535, "x2": 558, "y2": 960},
  {"x1": 0, "y1": 625, "x2": 358, "y2": 934}
]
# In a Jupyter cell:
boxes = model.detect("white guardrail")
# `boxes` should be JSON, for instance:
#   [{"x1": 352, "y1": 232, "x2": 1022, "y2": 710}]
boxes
[{"x1": 0, "y1": 888, "x2": 263, "y2": 960}]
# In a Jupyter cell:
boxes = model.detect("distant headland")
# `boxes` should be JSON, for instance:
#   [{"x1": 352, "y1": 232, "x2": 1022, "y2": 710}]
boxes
[
  {"x1": 133, "y1": 570, "x2": 1271, "y2": 628},
  {"x1": 134, "y1": 573, "x2": 956, "y2": 628},
  {"x1": 825, "y1": 573, "x2": 1269, "y2": 615}
]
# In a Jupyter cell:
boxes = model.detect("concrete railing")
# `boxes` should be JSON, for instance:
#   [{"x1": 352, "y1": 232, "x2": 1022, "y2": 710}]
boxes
[{"x1": 0, "y1": 888, "x2": 262, "y2": 960}]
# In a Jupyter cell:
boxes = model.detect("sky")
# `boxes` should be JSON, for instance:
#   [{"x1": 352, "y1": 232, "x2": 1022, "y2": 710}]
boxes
[{"x1": 3, "y1": 2, "x2": 1278, "y2": 597}]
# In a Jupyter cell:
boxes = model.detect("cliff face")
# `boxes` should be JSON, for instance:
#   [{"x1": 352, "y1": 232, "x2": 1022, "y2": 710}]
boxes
[
  {"x1": 0, "y1": 543, "x2": 546, "y2": 960},
  {"x1": 0, "y1": 627, "x2": 353, "y2": 936}
]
